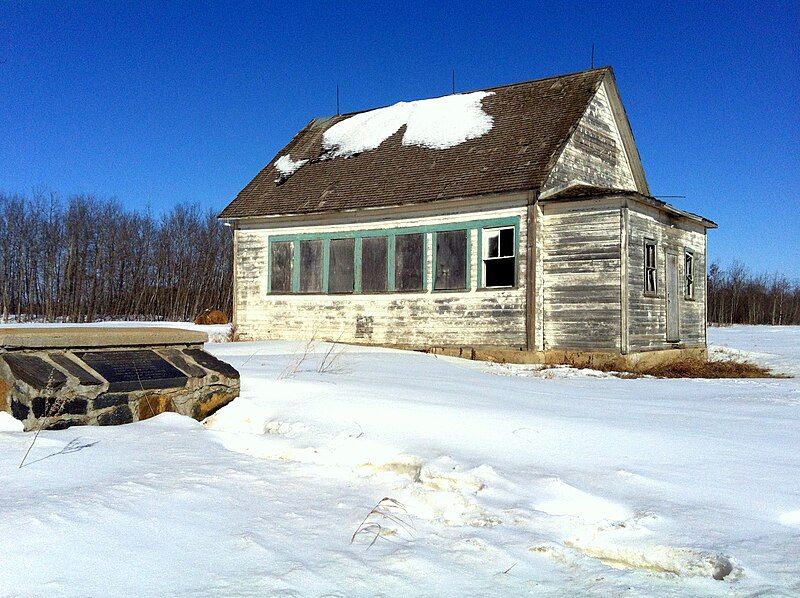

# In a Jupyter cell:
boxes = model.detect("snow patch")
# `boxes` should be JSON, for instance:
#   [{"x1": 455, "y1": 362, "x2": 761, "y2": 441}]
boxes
[
  {"x1": 779, "y1": 510, "x2": 800, "y2": 526},
  {"x1": 274, "y1": 154, "x2": 308, "y2": 181},
  {"x1": 533, "y1": 479, "x2": 632, "y2": 524},
  {"x1": 0, "y1": 412, "x2": 23, "y2": 432},
  {"x1": 322, "y1": 91, "x2": 494, "y2": 157}
]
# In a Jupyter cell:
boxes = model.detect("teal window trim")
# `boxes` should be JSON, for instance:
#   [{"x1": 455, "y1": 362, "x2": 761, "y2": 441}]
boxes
[
  {"x1": 387, "y1": 233, "x2": 397, "y2": 292},
  {"x1": 354, "y1": 237, "x2": 363, "y2": 293},
  {"x1": 422, "y1": 232, "x2": 429, "y2": 291},
  {"x1": 322, "y1": 238, "x2": 331, "y2": 293},
  {"x1": 477, "y1": 221, "x2": 521, "y2": 289},
  {"x1": 291, "y1": 240, "x2": 300, "y2": 292},
  {"x1": 266, "y1": 216, "x2": 520, "y2": 295}
]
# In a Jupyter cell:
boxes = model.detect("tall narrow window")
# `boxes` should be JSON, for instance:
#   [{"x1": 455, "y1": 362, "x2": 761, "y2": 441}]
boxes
[
  {"x1": 329, "y1": 238, "x2": 355, "y2": 294},
  {"x1": 482, "y1": 227, "x2": 515, "y2": 287},
  {"x1": 299, "y1": 239, "x2": 323, "y2": 293},
  {"x1": 644, "y1": 240, "x2": 658, "y2": 294},
  {"x1": 435, "y1": 230, "x2": 467, "y2": 290},
  {"x1": 361, "y1": 236, "x2": 388, "y2": 293},
  {"x1": 684, "y1": 250, "x2": 695, "y2": 299},
  {"x1": 270, "y1": 241, "x2": 293, "y2": 293},
  {"x1": 395, "y1": 233, "x2": 424, "y2": 292}
]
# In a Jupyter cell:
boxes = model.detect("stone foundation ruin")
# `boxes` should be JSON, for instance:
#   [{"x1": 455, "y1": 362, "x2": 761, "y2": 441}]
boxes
[{"x1": 0, "y1": 327, "x2": 240, "y2": 431}]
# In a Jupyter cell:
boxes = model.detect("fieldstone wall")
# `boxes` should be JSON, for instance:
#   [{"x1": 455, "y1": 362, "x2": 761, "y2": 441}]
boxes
[{"x1": 0, "y1": 335, "x2": 239, "y2": 431}]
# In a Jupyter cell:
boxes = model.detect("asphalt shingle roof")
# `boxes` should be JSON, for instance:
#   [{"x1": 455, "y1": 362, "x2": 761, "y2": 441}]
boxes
[{"x1": 220, "y1": 68, "x2": 610, "y2": 219}]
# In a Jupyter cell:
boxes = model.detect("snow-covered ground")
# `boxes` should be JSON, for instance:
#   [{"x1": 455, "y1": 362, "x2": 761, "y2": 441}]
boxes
[{"x1": 0, "y1": 325, "x2": 798, "y2": 596}]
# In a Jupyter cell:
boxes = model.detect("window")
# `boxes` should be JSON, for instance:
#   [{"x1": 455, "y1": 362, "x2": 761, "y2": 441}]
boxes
[
  {"x1": 299, "y1": 239, "x2": 323, "y2": 293},
  {"x1": 482, "y1": 227, "x2": 515, "y2": 287},
  {"x1": 329, "y1": 238, "x2": 355, "y2": 294},
  {"x1": 684, "y1": 250, "x2": 695, "y2": 300},
  {"x1": 361, "y1": 236, "x2": 388, "y2": 293},
  {"x1": 270, "y1": 241, "x2": 293, "y2": 293},
  {"x1": 395, "y1": 233, "x2": 424, "y2": 292},
  {"x1": 434, "y1": 230, "x2": 467, "y2": 290},
  {"x1": 644, "y1": 240, "x2": 658, "y2": 294}
]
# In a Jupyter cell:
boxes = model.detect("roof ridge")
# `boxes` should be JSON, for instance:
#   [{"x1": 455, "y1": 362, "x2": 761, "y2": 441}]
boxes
[{"x1": 317, "y1": 66, "x2": 612, "y2": 120}]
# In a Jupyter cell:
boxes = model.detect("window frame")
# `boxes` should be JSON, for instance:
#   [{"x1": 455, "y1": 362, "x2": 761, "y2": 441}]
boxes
[
  {"x1": 481, "y1": 225, "x2": 516, "y2": 289},
  {"x1": 643, "y1": 239, "x2": 658, "y2": 296},
  {"x1": 684, "y1": 249, "x2": 695, "y2": 301},
  {"x1": 265, "y1": 216, "x2": 518, "y2": 297}
]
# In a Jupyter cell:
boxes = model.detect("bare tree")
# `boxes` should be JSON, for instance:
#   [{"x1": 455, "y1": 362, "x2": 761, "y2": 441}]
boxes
[{"x1": 0, "y1": 191, "x2": 232, "y2": 322}]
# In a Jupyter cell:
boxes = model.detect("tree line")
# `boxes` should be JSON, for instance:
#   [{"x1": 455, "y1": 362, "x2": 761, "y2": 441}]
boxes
[
  {"x1": 0, "y1": 191, "x2": 232, "y2": 323},
  {"x1": 708, "y1": 262, "x2": 800, "y2": 325}
]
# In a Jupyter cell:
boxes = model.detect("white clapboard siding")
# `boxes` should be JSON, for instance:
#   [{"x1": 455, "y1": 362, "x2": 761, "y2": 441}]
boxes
[
  {"x1": 234, "y1": 205, "x2": 528, "y2": 348},
  {"x1": 541, "y1": 200, "x2": 622, "y2": 350},
  {"x1": 542, "y1": 81, "x2": 638, "y2": 195},
  {"x1": 626, "y1": 204, "x2": 707, "y2": 351}
]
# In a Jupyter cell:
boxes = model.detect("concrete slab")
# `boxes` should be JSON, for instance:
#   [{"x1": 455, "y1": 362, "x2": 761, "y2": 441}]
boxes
[{"x1": 0, "y1": 327, "x2": 208, "y2": 350}]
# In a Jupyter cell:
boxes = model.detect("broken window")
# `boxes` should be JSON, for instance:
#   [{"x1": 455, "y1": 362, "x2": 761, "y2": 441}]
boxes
[
  {"x1": 299, "y1": 239, "x2": 323, "y2": 293},
  {"x1": 395, "y1": 233, "x2": 424, "y2": 292},
  {"x1": 434, "y1": 230, "x2": 467, "y2": 290},
  {"x1": 328, "y1": 238, "x2": 355, "y2": 294},
  {"x1": 482, "y1": 227, "x2": 515, "y2": 288},
  {"x1": 270, "y1": 241, "x2": 293, "y2": 293},
  {"x1": 361, "y1": 236, "x2": 388, "y2": 293},
  {"x1": 644, "y1": 240, "x2": 658, "y2": 294},
  {"x1": 684, "y1": 250, "x2": 695, "y2": 299}
]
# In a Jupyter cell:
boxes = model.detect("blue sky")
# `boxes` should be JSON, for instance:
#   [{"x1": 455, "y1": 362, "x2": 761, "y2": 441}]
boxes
[{"x1": 1, "y1": 1, "x2": 798, "y2": 275}]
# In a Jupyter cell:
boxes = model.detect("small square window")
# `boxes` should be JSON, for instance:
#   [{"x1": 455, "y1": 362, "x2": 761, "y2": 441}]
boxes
[
  {"x1": 483, "y1": 227, "x2": 515, "y2": 288},
  {"x1": 644, "y1": 241, "x2": 658, "y2": 294}
]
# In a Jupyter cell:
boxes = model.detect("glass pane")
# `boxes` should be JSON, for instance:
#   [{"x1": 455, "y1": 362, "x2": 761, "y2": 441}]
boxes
[
  {"x1": 486, "y1": 232, "x2": 499, "y2": 259},
  {"x1": 499, "y1": 228, "x2": 514, "y2": 257},
  {"x1": 647, "y1": 269, "x2": 657, "y2": 292},
  {"x1": 435, "y1": 230, "x2": 467, "y2": 290},
  {"x1": 646, "y1": 244, "x2": 656, "y2": 268},
  {"x1": 362, "y1": 236, "x2": 388, "y2": 293},
  {"x1": 270, "y1": 241, "x2": 293, "y2": 293},
  {"x1": 329, "y1": 238, "x2": 355, "y2": 294},
  {"x1": 485, "y1": 256, "x2": 515, "y2": 287},
  {"x1": 395, "y1": 233, "x2": 424, "y2": 292},
  {"x1": 299, "y1": 239, "x2": 323, "y2": 293}
]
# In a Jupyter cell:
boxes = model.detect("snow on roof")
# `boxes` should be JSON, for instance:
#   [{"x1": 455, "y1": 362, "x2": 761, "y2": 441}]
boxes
[
  {"x1": 273, "y1": 91, "x2": 495, "y2": 182},
  {"x1": 322, "y1": 91, "x2": 495, "y2": 157},
  {"x1": 274, "y1": 154, "x2": 309, "y2": 182}
]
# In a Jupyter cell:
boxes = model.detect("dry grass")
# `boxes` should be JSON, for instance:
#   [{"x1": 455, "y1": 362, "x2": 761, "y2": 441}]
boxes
[
  {"x1": 640, "y1": 359, "x2": 785, "y2": 379},
  {"x1": 351, "y1": 497, "x2": 415, "y2": 549},
  {"x1": 226, "y1": 324, "x2": 241, "y2": 343},
  {"x1": 592, "y1": 359, "x2": 787, "y2": 379}
]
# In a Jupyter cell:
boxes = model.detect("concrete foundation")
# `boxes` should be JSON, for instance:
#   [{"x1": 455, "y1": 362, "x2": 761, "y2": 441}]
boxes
[
  {"x1": 0, "y1": 327, "x2": 240, "y2": 431},
  {"x1": 424, "y1": 345, "x2": 708, "y2": 370}
]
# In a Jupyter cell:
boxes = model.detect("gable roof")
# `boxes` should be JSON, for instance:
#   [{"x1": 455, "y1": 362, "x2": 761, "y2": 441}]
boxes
[{"x1": 220, "y1": 67, "x2": 622, "y2": 220}]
